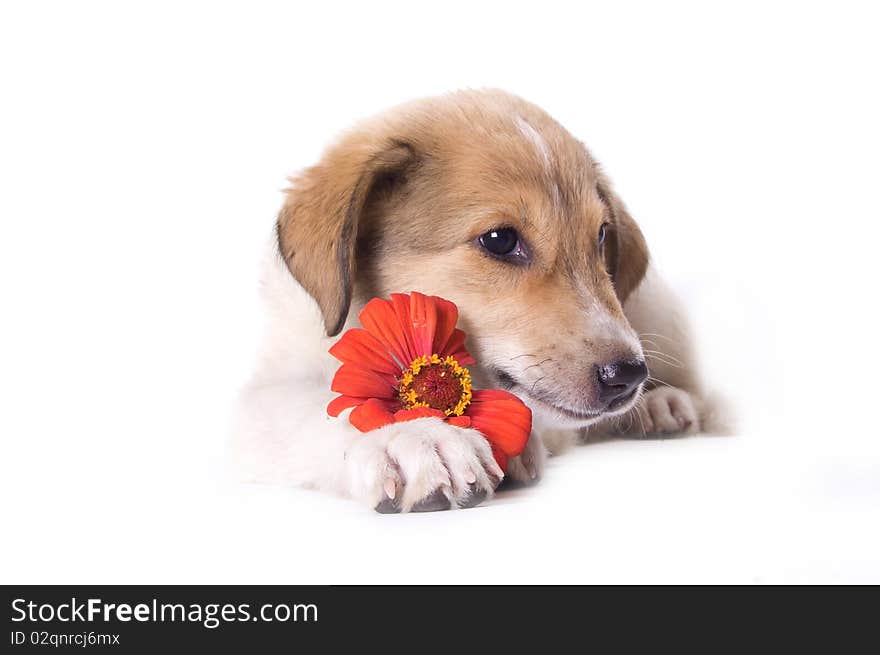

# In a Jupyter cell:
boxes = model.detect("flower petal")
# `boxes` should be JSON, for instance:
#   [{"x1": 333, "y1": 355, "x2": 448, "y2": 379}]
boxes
[
  {"x1": 327, "y1": 394, "x2": 367, "y2": 417},
  {"x1": 443, "y1": 328, "x2": 475, "y2": 365},
  {"x1": 390, "y1": 293, "x2": 419, "y2": 361},
  {"x1": 465, "y1": 389, "x2": 532, "y2": 457},
  {"x1": 330, "y1": 363, "x2": 397, "y2": 399},
  {"x1": 393, "y1": 407, "x2": 447, "y2": 422},
  {"x1": 404, "y1": 291, "x2": 438, "y2": 358},
  {"x1": 328, "y1": 395, "x2": 400, "y2": 418},
  {"x1": 446, "y1": 415, "x2": 471, "y2": 429},
  {"x1": 467, "y1": 389, "x2": 523, "y2": 403},
  {"x1": 349, "y1": 398, "x2": 396, "y2": 432},
  {"x1": 490, "y1": 444, "x2": 509, "y2": 472},
  {"x1": 359, "y1": 297, "x2": 412, "y2": 367},
  {"x1": 431, "y1": 296, "x2": 459, "y2": 355},
  {"x1": 328, "y1": 328, "x2": 400, "y2": 375}
]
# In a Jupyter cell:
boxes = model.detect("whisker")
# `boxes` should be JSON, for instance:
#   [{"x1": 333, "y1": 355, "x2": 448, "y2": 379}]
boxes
[
  {"x1": 523, "y1": 357, "x2": 553, "y2": 372},
  {"x1": 647, "y1": 359, "x2": 684, "y2": 371},
  {"x1": 635, "y1": 407, "x2": 647, "y2": 438},
  {"x1": 641, "y1": 348, "x2": 684, "y2": 364},
  {"x1": 644, "y1": 349, "x2": 685, "y2": 368},
  {"x1": 615, "y1": 413, "x2": 625, "y2": 433},
  {"x1": 639, "y1": 332, "x2": 680, "y2": 344}
]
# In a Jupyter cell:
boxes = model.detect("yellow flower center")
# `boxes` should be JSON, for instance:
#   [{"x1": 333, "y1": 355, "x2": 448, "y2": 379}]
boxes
[{"x1": 398, "y1": 354, "x2": 473, "y2": 416}]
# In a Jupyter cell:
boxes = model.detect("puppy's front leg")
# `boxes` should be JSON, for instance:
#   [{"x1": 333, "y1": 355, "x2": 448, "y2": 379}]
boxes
[
  {"x1": 632, "y1": 386, "x2": 700, "y2": 435},
  {"x1": 232, "y1": 382, "x2": 502, "y2": 512},
  {"x1": 345, "y1": 418, "x2": 503, "y2": 513}
]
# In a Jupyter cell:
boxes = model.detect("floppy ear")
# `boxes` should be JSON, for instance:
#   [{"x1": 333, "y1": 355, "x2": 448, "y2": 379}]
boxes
[
  {"x1": 277, "y1": 137, "x2": 414, "y2": 336},
  {"x1": 597, "y1": 179, "x2": 649, "y2": 303}
]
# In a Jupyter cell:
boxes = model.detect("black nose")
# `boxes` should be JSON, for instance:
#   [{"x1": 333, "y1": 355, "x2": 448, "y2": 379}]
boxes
[{"x1": 597, "y1": 359, "x2": 648, "y2": 407}]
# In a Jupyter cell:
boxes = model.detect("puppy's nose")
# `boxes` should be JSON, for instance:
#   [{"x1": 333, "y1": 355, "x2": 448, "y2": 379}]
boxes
[{"x1": 597, "y1": 359, "x2": 648, "y2": 406}]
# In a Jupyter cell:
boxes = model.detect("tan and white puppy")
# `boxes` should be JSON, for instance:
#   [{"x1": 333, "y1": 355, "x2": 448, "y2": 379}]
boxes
[{"x1": 232, "y1": 90, "x2": 706, "y2": 512}]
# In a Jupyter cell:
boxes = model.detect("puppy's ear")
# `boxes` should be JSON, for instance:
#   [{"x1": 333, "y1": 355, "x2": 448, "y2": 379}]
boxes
[
  {"x1": 597, "y1": 179, "x2": 649, "y2": 303},
  {"x1": 277, "y1": 137, "x2": 414, "y2": 336}
]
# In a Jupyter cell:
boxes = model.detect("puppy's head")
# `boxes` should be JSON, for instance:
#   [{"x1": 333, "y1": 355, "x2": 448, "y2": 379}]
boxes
[{"x1": 278, "y1": 90, "x2": 649, "y2": 427}]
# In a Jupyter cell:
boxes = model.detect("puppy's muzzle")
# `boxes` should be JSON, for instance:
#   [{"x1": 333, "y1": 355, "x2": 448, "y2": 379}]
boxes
[{"x1": 597, "y1": 359, "x2": 648, "y2": 409}]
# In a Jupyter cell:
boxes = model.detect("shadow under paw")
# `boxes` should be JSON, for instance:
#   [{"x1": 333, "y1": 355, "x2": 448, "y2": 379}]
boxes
[
  {"x1": 374, "y1": 487, "x2": 489, "y2": 513},
  {"x1": 497, "y1": 475, "x2": 540, "y2": 491}
]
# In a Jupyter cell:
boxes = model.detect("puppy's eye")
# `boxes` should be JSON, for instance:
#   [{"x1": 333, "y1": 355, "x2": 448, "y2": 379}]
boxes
[
  {"x1": 478, "y1": 228, "x2": 520, "y2": 257},
  {"x1": 598, "y1": 222, "x2": 609, "y2": 248}
]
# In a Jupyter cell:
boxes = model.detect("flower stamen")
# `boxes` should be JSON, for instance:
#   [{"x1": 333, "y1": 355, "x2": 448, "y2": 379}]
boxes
[{"x1": 398, "y1": 354, "x2": 473, "y2": 416}]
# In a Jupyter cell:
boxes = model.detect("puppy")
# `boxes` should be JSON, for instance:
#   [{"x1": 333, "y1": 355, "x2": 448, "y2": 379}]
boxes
[{"x1": 232, "y1": 89, "x2": 707, "y2": 512}]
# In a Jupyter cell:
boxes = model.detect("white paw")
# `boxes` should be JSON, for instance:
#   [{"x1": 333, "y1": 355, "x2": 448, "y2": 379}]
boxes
[
  {"x1": 636, "y1": 386, "x2": 700, "y2": 436},
  {"x1": 504, "y1": 432, "x2": 547, "y2": 484},
  {"x1": 343, "y1": 418, "x2": 504, "y2": 513}
]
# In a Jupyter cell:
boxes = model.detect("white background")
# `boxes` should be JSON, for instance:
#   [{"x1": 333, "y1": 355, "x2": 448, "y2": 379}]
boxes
[{"x1": 2, "y1": 1, "x2": 878, "y2": 583}]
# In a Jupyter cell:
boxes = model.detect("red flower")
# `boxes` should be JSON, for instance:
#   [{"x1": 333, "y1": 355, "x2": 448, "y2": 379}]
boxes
[{"x1": 327, "y1": 292, "x2": 532, "y2": 471}]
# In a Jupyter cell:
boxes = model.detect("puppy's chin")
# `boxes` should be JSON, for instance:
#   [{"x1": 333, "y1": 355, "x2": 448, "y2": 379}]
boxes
[
  {"x1": 492, "y1": 369, "x2": 643, "y2": 429},
  {"x1": 530, "y1": 392, "x2": 643, "y2": 430}
]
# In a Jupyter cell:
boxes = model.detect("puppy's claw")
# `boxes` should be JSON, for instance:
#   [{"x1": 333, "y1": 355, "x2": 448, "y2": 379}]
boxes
[
  {"x1": 520, "y1": 452, "x2": 538, "y2": 480},
  {"x1": 382, "y1": 477, "x2": 397, "y2": 500}
]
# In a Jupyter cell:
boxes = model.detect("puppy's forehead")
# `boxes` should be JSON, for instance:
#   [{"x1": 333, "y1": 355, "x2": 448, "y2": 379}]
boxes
[
  {"x1": 429, "y1": 107, "x2": 606, "y2": 237},
  {"x1": 440, "y1": 108, "x2": 590, "y2": 180}
]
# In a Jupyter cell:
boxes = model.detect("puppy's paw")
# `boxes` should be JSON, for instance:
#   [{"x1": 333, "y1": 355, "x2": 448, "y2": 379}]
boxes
[
  {"x1": 503, "y1": 432, "x2": 547, "y2": 485},
  {"x1": 343, "y1": 418, "x2": 503, "y2": 513},
  {"x1": 635, "y1": 386, "x2": 700, "y2": 436}
]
